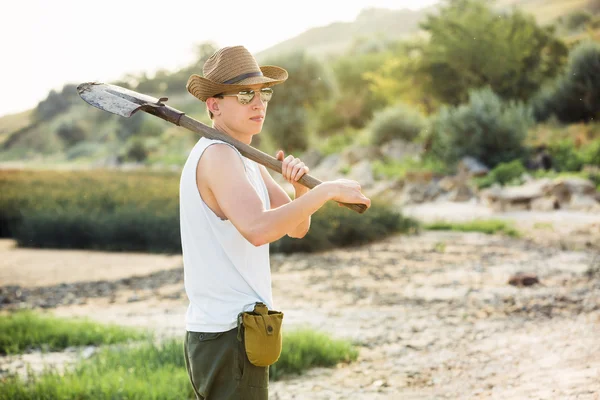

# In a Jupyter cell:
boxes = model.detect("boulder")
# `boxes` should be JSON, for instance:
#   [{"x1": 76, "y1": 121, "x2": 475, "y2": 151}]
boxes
[
  {"x1": 379, "y1": 139, "x2": 423, "y2": 162},
  {"x1": 567, "y1": 193, "x2": 600, "y2": 212},
  {"x1": 300, "y1": 148, "x2": 324, "y2": 169},
  {"x1": 458, "y1": 156, "x2": 489, "y2": 177},
  {"x1": 531, "y1": 196, "x2": 560, "y2": 211},
  {"x1": 346, "y1": 160, "x2": 375, "y2": 188},
  {"x1": 341, "y1": 145, "x2": 382, "y2": 166}
]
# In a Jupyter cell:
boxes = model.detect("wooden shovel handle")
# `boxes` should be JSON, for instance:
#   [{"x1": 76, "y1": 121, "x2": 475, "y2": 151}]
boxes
[{"x1": 178, "y1": 114, "x2": 367, "y2": 214}]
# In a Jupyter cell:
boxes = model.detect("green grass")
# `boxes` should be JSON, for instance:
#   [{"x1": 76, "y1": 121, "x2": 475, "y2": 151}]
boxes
[
  {"x1": 270, "y1": 328, "x2": 358, "y2": 380},
  {"x1": 0, "y1": 311, "x2": 149, "y2": 355},
  {"x1": 425, "y1": 219, "x2": 521, "y2": 237},
  {"x1": 0, "y1": 312, "x2": 359, "y2": 399},
  {"x1": 372, "y1": 156, "x2": 448, "y2": 180}
]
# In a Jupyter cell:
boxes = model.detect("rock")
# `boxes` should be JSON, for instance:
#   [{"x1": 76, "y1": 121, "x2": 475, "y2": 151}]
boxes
[
  {"x1": 366, "y1": 179, "x2": 404, "y2": 202},
  {"x1": 481, "y1": 179, "x2": 554, "y2": 211},
  {"x1": 438, "y1": 176, "x2": 458, "y2": 192},
  {"x1": 567, "y1": 194, "x2": 600, "y2": 212},
  {"x1": 448, "y1": 184, "x2": 475, "y2": 202},
  {"x1": 346, "y1": 160, "x2": 375, "y2": 188},
  {"x1": 458, "y1": 156, "x2": 489, "y2": 177},
  {"x1": 531, "y1": 196, "x2": 560, "y2": 211},
  {"x1": 508, "y1": 273, "x2": 540, "y2": 287},
  {"x1": 300, "y1": 148, "x2": 324, "y2": 169},
  {"x1": 400, "y1": 181, "x2": 443, "y2": 204},
  {"x1": 310, "y1": 153, "x2": 347, "y2": 182},
  {"x1": 341, "y1": 145, "x2": 382, "y2": 166},
  {"x1": 379, "y1": 139, "x2": 423, "y2": 162}
]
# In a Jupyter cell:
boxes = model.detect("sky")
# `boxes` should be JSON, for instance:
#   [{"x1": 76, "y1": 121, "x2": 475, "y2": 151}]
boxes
[{"x1": 0, "y1": 0, "x2": 439, "y2": 118}]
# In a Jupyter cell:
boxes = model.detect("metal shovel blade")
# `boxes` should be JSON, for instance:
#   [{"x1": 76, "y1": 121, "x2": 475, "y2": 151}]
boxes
[{"x1": 77, "y1": 82, "x2": 161, "y2": 118}]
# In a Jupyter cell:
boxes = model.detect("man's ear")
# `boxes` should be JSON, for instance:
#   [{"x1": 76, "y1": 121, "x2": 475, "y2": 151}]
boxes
[{"x1": 207, "y1": 97, "x2": 220, "y2": 114}]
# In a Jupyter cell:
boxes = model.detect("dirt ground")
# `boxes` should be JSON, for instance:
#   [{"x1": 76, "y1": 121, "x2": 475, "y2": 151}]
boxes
[{"x1": 1, "y1": 206, "x2": 599, "y2": 399}]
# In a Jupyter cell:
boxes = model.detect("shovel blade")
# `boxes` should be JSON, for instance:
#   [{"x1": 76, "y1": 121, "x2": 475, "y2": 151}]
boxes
[{"x1": 77, "y1": 82, "x2": 159, "y2": 118}]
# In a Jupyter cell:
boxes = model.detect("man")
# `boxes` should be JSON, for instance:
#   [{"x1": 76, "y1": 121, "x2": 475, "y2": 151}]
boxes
[{"x1": 180, "y1": 45, "x2": 371, "y2": 399}]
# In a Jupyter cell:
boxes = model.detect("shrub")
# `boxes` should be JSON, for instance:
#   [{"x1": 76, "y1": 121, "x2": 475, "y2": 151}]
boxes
[
  {"x1": 1, "y1": 170, "x2": 412, "y2": 253},
  {"x1": 562, "y1": 10, "x2": 593, "y2": 32},
  {"x1": 271, "y1": 199, "x2": 418, "y2": 254},
  {"x1": 369, "y1": 103, "x2": 426, "y2": 146},
  {"x1": 547, "y1": 139, "x2": 585, "y2": 172},
  {"x1": 582, "y1": 139, "x2": 600, "y2": 167},
  {"x1": 531, "y1": 41, "x2": 600, "y2": 123},
  {"x1": 475, "y1": 159, "x2": 527, "y2": 188},
  {"x1": 429, "y1": 88, "x2": 532, "y2": 168}
]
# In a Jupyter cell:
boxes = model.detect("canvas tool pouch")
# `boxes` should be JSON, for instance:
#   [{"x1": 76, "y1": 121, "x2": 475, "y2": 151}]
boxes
[{"x1": 237, "y1": 302, "x2": 283, "y2": 367}]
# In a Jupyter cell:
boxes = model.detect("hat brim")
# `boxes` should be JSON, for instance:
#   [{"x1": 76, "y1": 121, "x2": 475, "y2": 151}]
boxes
[{"x1": 186, "y1": 66, "x2": 288, "y2": 102}]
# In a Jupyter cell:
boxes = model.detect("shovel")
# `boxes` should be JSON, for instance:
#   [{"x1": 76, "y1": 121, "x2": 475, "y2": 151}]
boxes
[{"x1": 77, "y1": 82, "x2": 367, "y2": 214}]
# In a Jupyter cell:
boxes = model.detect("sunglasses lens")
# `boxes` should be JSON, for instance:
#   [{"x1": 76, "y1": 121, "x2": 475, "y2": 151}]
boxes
[
  {"x1": 260, "y1": 88, "x2": 273, "y2": 102},
  {"x1": 237, "y1": 91, "x2": 254, "y2": 105}
]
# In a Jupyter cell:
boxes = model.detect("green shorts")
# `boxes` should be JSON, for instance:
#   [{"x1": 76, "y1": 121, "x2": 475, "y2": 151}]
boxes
[{"x1": 183, "y1": 327, "x2": 269, "y2": 400}]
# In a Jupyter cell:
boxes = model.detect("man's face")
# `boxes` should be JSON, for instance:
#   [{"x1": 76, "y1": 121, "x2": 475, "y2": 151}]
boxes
[{"x1": 213, "y1": 84, "x2": 271, "y2": 136}]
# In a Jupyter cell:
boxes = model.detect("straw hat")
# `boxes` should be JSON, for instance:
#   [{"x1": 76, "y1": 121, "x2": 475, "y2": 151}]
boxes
[{"x1": 186, "y1": 46, "x2": 288, "y2": 102}]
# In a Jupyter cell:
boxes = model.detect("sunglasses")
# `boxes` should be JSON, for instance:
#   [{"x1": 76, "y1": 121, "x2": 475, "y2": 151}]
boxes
[{"x1": 217, "y1": 87, "x2": 273, "y2": 105}]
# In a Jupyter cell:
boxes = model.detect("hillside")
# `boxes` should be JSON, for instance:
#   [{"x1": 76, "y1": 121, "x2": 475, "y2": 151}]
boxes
[
  {"x1": 255, "y1": 7, "x2": 433, "y2": 61},
  {"x1": 0, "y1": 0, "x2": 598, "y2": 167}
]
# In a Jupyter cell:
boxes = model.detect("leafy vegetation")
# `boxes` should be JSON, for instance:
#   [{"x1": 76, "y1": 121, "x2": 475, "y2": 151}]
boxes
[
  {"x1": 1, "y1": 169, "x2": 412, "y2": 253},
  {"x1": 0, "y1": 312, "x2": 358, "y2": 398},
  {"x1": 425, "y1": 219, "x2": 521, "y2": 237},
  {"x1": 428, "y1": 88, "x2": 533, "y2": 168},
  {"x1": 368, "y1": 103, "x2": 427, "y2": 145},
  {"x1": 0, "y1": 311, "x2": 148, "y2": 355}
]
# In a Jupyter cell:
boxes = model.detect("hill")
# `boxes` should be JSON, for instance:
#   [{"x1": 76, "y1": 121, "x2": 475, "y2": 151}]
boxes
[
  {"x1": 255, "y1": 7, "x2": 433, "y2": 61},
  {"x1": 0, "y1": 0, "x2": 598, "y2": 167}
]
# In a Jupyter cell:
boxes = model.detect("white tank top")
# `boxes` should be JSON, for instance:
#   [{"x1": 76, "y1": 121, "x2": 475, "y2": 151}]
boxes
[{"x1": 180, "y1": 137, "x2": 273, "y2": 332}]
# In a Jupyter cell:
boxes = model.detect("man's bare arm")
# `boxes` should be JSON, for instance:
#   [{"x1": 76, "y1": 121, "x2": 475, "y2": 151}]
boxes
[
  {"x1": 203, "y1": 144, "x2": 332, "y2": 246},
  {"x1": 258, "y1": 165, "x2": 310, "y2": 239}
]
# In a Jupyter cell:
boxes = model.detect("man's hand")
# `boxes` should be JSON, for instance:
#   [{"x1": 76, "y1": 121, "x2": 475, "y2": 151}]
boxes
[{"x1": 276, "y1": 150, "x2": 310, "y2": 196}]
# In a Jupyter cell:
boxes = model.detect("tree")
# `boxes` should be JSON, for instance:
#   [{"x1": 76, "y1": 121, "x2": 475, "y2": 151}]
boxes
[
  {"x1": 531, "y1": 40, "x2": 600, "y2": 124},
  {"x1": 262, "y1": 51, "x2": 336, "y2": 153},
  {"x1": 429, "y1": 87, "x2": 533, "y2": 168},
  {"x1": 417, "y1": 0, "x2": 568, "y2": 105}
]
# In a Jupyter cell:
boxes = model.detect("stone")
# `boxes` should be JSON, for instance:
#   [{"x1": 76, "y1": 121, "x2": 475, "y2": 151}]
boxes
[
  {"x1": 531, "y1": 196, "x2": 560, "y2": 211},
  {"x1": 458, "y1": 156, "x2": 489, "y2": 177},
  {"x1": 342, "y1": 145, "x2": 382, "y2": 166},
  {"x1": 448, "y1": 184, "x2": 474, "y2": 202},
  {"x1": 567, "y1": 194, "x2": 600, "y2": 212},
  {"x1": 300, "y1": 148, "x2": 324, "y2": 169},
  {"x1": 346, "y1": 160, "x2": 375, "y2": 188},
  {"x1": 508, "y1": 273, "x2": 540, "y2": 287},
  {"x1": 379, "y1": 139, "x2": 423, "y2": 162}
]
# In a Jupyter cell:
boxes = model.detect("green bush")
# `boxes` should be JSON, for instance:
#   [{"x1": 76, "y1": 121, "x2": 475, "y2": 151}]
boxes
[
  {"x1": 2, "y1": 170, "x2": 410, "y2": 253},
  {"x1": 368, "y1": 103, "x2": 426, "y2": 146},
  {"x1": 562, "y1": 10, "x2": 593, "y2": 32},
  {"x1": 582, "y1": 139, "x2": 600, "y2": 167},
  {"x1": 430, "y1": 88, "x2": 532, "y2": 168},
  {"x1": 547, "y1": 139, "x2": 585, "y2": 172},
  {"x1": 532, "y1": 41, "x2": 600, "y2": 123},
  {"x1": 475, "y1": 159, "x2": 527, "y2": 188},
  {"x1": 271, "y1": 199, "x2": 418, "y2": 254}
]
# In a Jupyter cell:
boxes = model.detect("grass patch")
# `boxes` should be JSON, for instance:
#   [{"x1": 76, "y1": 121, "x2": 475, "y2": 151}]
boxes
[
  {"x1": 0, "y1": 310, "x2": 149, "y2": 355},
  {"x1": 425, "y1": 219, "x2": 520, "y2": 237},
  {"x1": 270, "y1": 328, "x2": 358, "y2": 380},
  {"x1": 0, "y1": 312, "x2": 359, "y2": 399},
  {"x1": 372, "y1": 156, "x2": 448, "y2": 180}
]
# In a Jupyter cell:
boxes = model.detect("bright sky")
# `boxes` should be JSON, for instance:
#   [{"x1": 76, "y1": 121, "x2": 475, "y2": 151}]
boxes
[{"x1": 0, "y1": 0, "x2": 439, "y2": 117}]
